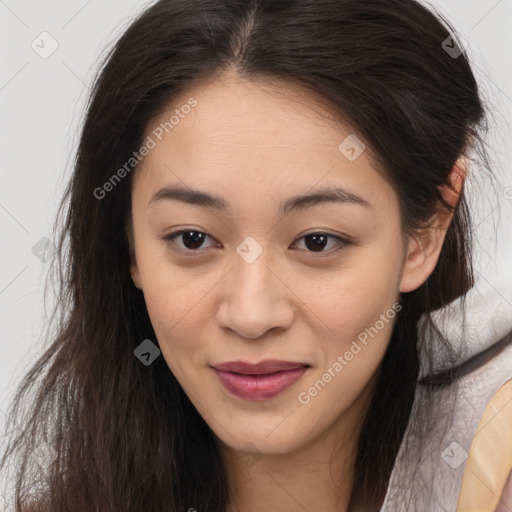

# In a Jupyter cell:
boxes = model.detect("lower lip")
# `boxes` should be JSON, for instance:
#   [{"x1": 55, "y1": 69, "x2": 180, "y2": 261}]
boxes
[{"x1": 213, "y1": 366, "x2": 309, "y2": 400}]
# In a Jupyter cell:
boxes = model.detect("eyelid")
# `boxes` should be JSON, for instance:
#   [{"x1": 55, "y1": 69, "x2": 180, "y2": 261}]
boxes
[
  {"x1": 290, "y1": 231, "x2": 352, "y2": 258},
  {"x1": 162, "y1": 229, "x2": 218, "y2": 253}
]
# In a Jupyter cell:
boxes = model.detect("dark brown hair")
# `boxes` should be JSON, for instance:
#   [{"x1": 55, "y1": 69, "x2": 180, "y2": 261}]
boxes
[{"x1": 0, "y1": 0, "x2": 497, "y2": 510}]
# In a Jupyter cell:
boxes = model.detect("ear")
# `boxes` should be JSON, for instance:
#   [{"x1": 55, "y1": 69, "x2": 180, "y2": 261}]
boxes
[
  {"x1": 399, "y1": 157, "x2": 467, "y2": 293},
  {"x1": 130, "y1": 261, "x2": 143, "y2": 290},
  {"x1": 126, "y1": 217, "x2": 143, "y2": 290}
]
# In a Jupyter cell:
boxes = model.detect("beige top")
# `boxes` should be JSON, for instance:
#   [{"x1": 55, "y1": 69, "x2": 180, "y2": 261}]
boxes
[
  {"x1": 380, "y1": 331, "x2": 512, "y2": 511},
  {"x1": 457, "y1": 379, "x2": 512, "y2": 511}
]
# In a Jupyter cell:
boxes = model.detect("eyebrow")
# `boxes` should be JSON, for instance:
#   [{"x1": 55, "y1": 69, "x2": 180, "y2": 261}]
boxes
[{"x1": 149, "y1": 185, "x2": 374, "y2": 215}]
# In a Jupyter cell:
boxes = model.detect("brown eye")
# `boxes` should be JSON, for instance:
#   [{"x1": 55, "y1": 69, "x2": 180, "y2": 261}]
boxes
[
  {"x1": 291, "y1": 232, "x2": 350, "y2": 255},
  {"x1": 163, "y1": 230, "x2": 217, "y2": 251}
]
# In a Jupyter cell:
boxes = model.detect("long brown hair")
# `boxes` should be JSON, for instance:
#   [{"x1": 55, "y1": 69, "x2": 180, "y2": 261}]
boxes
[{"x1": 0, "y1": 0, "x2": 497, "y2": 510}]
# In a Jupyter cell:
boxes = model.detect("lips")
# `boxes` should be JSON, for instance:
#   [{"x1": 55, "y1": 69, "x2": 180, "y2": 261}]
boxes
[
  {"x1": 212, "y1": 359, "x2": 309, "y2": 375},
  {"x1": 211, "y1": 359, "x2": 310, "y2": 400}
]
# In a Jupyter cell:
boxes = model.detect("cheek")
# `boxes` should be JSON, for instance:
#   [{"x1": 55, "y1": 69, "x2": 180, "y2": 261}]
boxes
[
  {"x1": 139, "y1": 271, "x2": 214, "y2": 378},
  {"x1": 295, "y1": 337, "x2": 387, "y2": 446},
  {"x1": 309, "y1": 251, "x2": 401, "y2": 388},
  {"x1": 297, "y1": 291, "x2": 397, "y2": 429},
  {"x1": 314, "y1": 287, "x2": 396, "y2": 386},
  {"x1": 314, "y1": 253, "x2": 402, "y2": 336},
  {"x1": 135, "y1": 239, "x2": 210, "y2": 331},
  {"x1": 142, "y1": 281, "x2": 203, "y2": 344},
  {"x1": 144, "y1": 295, "x2": 205, "y2": 387}
]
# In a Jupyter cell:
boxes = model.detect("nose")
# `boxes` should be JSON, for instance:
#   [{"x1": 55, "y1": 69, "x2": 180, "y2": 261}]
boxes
[{"x1": 215, "y1": 247, "x2": 294, "y2": 339}]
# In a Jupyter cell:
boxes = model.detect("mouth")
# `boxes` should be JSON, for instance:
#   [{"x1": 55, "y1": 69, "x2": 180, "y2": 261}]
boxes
[{"x1": 211, "y1": 360, "x2": 311, "y2": 401}]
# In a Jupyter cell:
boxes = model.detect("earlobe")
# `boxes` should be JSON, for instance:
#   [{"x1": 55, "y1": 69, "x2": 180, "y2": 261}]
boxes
[
  {"x1": 126, "y1": 218, "x2": 142, "y2": 290},
  {"x1": 399, "y1": 228, "x2": 444, "y2": 293},
  {"x1": 130, "y1": 262, "x2": 143, "y2": 290}
]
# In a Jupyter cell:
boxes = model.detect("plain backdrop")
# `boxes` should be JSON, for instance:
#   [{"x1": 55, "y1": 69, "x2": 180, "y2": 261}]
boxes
[{"x1": 1, "y1": 0, "x2": 511, "y2": 454}]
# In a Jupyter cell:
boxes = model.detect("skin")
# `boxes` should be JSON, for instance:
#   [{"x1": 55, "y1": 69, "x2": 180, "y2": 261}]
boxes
[{"x1": 129, "y1": 69, "x2": 464, "y2": 512}]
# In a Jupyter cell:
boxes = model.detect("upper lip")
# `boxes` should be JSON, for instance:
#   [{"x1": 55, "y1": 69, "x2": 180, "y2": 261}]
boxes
[{"x1": 211, "y1": 359, "x2": 310, "y2": 375}]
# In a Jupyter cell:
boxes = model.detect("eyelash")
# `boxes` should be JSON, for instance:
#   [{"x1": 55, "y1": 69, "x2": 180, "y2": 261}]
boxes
[{"x1": 161, "y1": 229, "x2": 351, "y2": 257}]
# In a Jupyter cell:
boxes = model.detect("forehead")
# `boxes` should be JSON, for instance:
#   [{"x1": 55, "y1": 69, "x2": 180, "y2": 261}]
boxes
[
  {"x1": 133, "y1": 74, "x2": 397, "y2": 217},
  {"x1": 146, "y1": 74, "x2": 359, "y2": 157}
]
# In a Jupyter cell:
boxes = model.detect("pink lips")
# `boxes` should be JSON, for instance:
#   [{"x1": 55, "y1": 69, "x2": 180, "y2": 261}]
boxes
[{"x1": 211, "y1": 360, "x2": 310, "y2": 400}]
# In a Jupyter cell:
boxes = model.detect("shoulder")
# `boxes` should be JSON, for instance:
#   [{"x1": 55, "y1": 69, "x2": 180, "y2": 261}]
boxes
[{"x1": 456, "y1": 379, "x2": 512, "y2": 511}]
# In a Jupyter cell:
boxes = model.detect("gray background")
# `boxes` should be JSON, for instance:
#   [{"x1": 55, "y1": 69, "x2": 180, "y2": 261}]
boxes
[{"x1": 1, "y1": 0, "x2": 511, "y2": 448}]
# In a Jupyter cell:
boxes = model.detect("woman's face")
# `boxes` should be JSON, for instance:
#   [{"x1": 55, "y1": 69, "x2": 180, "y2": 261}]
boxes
[{"x1": 129, "y1": 72, "x2": 435, "y2": 458}]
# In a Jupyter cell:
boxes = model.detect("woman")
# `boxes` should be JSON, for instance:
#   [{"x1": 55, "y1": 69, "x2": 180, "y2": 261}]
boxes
[{"x1": 1, "y1": 0, "x2": 511, "y2": 510}]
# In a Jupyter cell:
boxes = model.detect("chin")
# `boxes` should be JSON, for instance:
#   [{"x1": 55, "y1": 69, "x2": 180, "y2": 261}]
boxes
[{"x1": 214, "y1": 422, "x2": 310, "y2": 456}]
